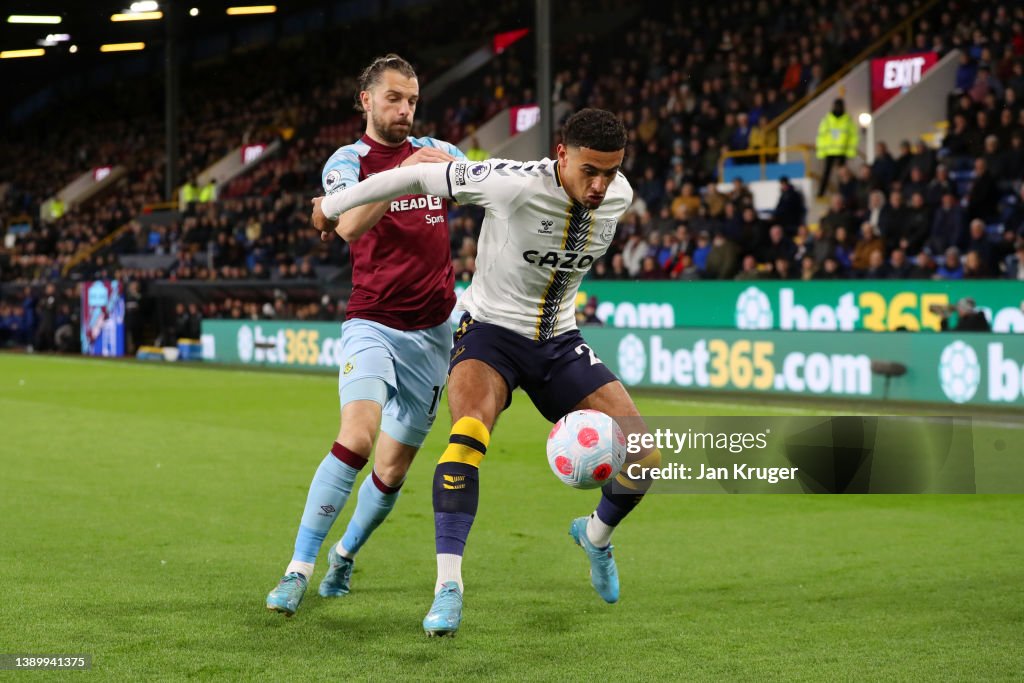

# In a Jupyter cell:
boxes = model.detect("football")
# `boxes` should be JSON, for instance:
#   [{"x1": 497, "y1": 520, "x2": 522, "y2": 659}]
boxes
[{"x1": 546, "y1": 409, "x2": 627, "y2": 489}]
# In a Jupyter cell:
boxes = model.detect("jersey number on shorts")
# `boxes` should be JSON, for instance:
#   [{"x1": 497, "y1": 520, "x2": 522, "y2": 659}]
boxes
[
  {"x1": 428, "y1": 385, "x2": 444, "y2": 416},
  {"x1": 575, "y1": 344, "x2": 603, "y2": 366}
]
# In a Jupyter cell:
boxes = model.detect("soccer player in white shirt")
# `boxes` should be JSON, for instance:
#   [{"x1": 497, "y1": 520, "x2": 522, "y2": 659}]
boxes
[{"x1": 313, "y1": 109, "x2": 661, "y2": 637}]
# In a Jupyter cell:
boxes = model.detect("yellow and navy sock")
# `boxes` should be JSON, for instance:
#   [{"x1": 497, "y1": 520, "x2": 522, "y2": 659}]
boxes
[
  {"x1": 433, "y1": 417, "x2": 490, "y2": 557},
  {"x1": 593, "y1": 448, "x2": 661, "y2": 540}
]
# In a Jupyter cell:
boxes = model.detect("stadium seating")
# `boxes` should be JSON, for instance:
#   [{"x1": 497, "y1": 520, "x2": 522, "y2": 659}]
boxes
[{"x1": 3, "y1": 0, "x2": 1022, "y2": 352}]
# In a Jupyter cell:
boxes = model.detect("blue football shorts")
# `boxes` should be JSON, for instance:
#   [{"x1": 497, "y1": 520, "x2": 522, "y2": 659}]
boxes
[
  {"x1": 448, "y1": 313, "x2": 618, "y2": 423},
  {"x1": 337, "y1": 318, "x2": 451, "y2": 447}
]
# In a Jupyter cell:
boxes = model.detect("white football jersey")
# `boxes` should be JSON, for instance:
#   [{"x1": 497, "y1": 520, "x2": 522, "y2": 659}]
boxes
[{"x1": 441, "y1": 158, "x2": 633, "y2": 340}]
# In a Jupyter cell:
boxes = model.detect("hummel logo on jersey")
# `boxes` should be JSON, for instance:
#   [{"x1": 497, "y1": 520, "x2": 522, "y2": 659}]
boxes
[
  {"x1": 443, "y1": 474, "x2": 466, "y2": 490},
  {"x1": 538, "y1": 219, "x2": 554, "y2": 234}
]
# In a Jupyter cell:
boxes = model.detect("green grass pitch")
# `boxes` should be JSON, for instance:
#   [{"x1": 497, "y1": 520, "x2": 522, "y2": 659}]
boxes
[{"x1": 1, "y1": 354, "x2": 1022, "y2": 680}]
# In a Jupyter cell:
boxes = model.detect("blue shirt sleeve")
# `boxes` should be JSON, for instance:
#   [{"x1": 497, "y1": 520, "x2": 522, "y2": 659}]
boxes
[{"x1": 321, "y1": 146, "x2": 362, "y2": 194}]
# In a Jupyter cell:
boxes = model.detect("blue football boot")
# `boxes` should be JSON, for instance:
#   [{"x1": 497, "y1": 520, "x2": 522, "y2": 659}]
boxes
[
  {"x1": 569, "y1": 516, "x2": 620, "y2": 603},
  {"x1": 319, "y1": 545, "x2": 354, "y2": 597},
  {"x1": 422, "y1": 581, "x2": 463, "y2": 637},
  {"x1": 266, "y1": 572, "x2": 309, "y2": 616}
]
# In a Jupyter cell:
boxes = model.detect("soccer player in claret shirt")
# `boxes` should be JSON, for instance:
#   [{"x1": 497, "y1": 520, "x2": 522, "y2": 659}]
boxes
[
  {"x1": 313, "y1": 109, "x2": 662, "y2": 636},
  {"x1": 266, "y1": 54, "x2": 465, "y2": 616}
]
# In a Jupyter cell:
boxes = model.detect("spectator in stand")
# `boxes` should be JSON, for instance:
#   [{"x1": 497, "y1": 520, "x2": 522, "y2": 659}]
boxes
[
  {"x1": 621, "y1": 232, "x2": 646, "y2": 277},
  {"x1": 888, "y1": 249, "x2": 913, "y2": 279},
  {"x1": 1006, "y1": 185, "x2": 1024, "y2": 237},
  {"x1": 734, "y1": 254, "x2": 761, "y2": 280},
  {"x1": 608, "y1": 253, "x2": 629, "y2": 279},
  {"x1": 759, "y1": 224, "x2": 796, "y2": 265},
  {"x1": 955, "y1": 52, "x2": 978, "y2": 93},
  {"x1": 929, "y1": 191, "x2": 966, "y2": 255},
  {"x1": 966, "y1": 157, "x2": 999, "y2": 222},
  {"x1": 926, "y1": 164, "x2": 956, "y2": 207},
  {"x1": 835, "y1": 165, "x2": 860, "y2": 213},
  {"x1": 964, "y1": 218, "x2": 996, "y2": 273},
  {"x1": 817, "y1": 256, "x2": 842, "y2": 279},
  {"x1": 871, "y1": 142, "x2": 897, "y2": 191},
  {"x1": 692, "y1": 231, "x2": 712, "y2": 275},
  {"x1": 799, "y1": 255, "x2": 817, "y2": 280},
  {"x1": 820, "y1": 193, "x2": 856, "y2": 242},
  {"x1": 935, "y1": 247, "x2": 965, "y2": 279},
  {"x1": 705, "y1": 232, "x2": 740, "y2": 280},
  {"x1": 879, "y1": 190, "x2": 907, "y2": 252},
  {"x1": 862, "y1": 250, "x2": 888, "y2": 278},
  {"x1": 911, "y1": 251, "x2": 938, "y2": 279},
  {"x1": 638, "y1": 256, "x2": 661, "y2": 280},
  {"x1": 852, "y1": 222, "x2": 885, "y2": 274},
  {"x1": 1004, "y1": 240, "x2": 1024, "y2": 279},
  {"x1": 1004, "y1": 132, "x2": 1024, "y2": 180},
  {"x1": 773, "y1": 257, "x2": 794, "y2": 280},
  {"x1": 864, "y1": 190, "x2": 887, "y2": 234},
  {"x1": 902, "y1": 166, "x2": 928, "y2": 201},
  {"x1": 963, "y1": 250, "x2": 990, "y2": 278},
  {"x1": 899, "y1": 193, "x2": 932, "y2": 256}
]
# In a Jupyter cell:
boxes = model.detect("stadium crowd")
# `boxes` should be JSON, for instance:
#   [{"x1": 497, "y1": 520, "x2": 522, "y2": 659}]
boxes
[{"x1": 2, "y1": 0, "x2": 1024, "y2": 351}]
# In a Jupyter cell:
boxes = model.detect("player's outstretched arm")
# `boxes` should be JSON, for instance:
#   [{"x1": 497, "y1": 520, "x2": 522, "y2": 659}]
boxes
[
  {"x1": 314, "y1": 147, "x2": 454, "y2": 242},
  {"x1": 318, "y1": 163, "x2": 450, "y2": 222}
]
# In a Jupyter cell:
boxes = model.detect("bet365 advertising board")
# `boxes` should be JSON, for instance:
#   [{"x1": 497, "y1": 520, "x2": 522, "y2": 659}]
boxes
[
  {"x1": 582, "y1": 327, "x2": 1024, "y2": 407},
  {"x1": 201, "y1": 319, "x2": 1024, "y2": 407},
  {"x1": 572, "y1": 281, "x2": 1024, "y2": 333}
]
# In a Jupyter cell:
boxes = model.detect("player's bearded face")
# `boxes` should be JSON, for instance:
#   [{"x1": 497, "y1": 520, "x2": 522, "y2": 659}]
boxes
[
  {"x1": 366, "y1": 71, "x2": 418, "y2": 145},
  {"x1": 558, "y1": 145, "x2": 625, "y2": 209}
]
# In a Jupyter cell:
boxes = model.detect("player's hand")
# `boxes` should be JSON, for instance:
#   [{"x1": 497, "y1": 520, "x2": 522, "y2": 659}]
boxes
[
  {"x1": 400, "y1": 147, "x2": 456, "y2": 167},
  {"x1": 310, "y1": 196, "x2": 337, "y2": 241}
]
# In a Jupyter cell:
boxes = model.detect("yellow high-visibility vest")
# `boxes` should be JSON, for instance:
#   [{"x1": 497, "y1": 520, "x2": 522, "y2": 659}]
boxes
[
  {"x1": 181, "y1": 183, "x2": 199, "y2": 204},
  {"x1": 199, "y1": 182, "x2": 217, "y2": 202},
  {"x1": 816, "y1": 113, "x2": 858, "y2": 158}
]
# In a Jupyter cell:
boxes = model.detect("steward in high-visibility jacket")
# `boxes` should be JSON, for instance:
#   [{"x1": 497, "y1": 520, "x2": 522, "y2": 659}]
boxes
[
  {"x1": 198, "y1": 179, "x2": 217, "y2": 203},
  {"x1": 816, "y1": 99, "x2": 859, "y2": 197},
  {"x1": 816, "y1": 99, "x2": 858, "y2": 159},
  {"x1": 180, "y1": 179, "x2": 200, "y2": 205}
]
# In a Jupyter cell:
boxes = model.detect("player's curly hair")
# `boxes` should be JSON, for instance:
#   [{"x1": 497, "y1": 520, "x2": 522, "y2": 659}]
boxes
[
  {"x1": 562, "y1": 108, "x2": 627, "y2": 152},
  {"x1": 354, "y1": 53, "x2": 417, "y2": 113}
]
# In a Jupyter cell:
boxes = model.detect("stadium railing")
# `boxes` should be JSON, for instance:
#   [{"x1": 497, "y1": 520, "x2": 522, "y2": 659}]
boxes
[
  {"x1": 717, "y1": 145, "x2": 813, "y2": 183},
  {"x1": 764, "y1": 0, "x2": 943, "y2": 135},
  {"x1": 61, "y1": 222, "x2": 134, "y2": 276}
]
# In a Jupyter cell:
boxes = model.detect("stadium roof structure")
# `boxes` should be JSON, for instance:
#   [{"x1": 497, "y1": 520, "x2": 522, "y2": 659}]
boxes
[{"x1": 0, "y1": 0, "x2": 365, "y2": 112}]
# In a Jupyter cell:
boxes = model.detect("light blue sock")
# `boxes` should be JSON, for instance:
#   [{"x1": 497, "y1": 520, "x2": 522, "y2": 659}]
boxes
[
  {"x1": 339, "y1": 471, "x2": 402, "y2": 557},
  {"x1": 292, "y1": 446, "x2": 364, "y2": 563}
]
